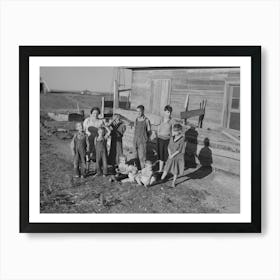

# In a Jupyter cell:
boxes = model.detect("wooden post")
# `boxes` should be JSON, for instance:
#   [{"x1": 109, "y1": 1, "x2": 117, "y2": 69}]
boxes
[
  {"x1": 101, "y1": 97, "x2": 105, "y2": 118},
  {"x1": 113, "y1": 80, "x2": 119, "y2": 114}
]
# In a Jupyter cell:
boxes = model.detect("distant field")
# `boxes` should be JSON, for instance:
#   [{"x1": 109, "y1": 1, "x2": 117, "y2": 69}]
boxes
[
  {"x1": 40, "y1": 92, "x2": 131, "y2": 116},
  {"x1": 40, "y1": 93, "x2": 112, "y2": 114}
]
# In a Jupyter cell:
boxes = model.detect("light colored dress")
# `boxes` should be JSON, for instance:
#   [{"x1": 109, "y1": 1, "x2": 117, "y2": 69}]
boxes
[
  {"x1": 164, "y1": 135, "x2": 185, "y2": 176},
  {"x1": 83, "y1": 117, "x2": 104, "y2": 136}
]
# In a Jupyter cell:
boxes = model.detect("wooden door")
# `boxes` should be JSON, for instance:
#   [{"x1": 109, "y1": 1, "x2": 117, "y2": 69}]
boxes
[{"x1": 150, "y1": 79, "x2": 171, "y2": 116}]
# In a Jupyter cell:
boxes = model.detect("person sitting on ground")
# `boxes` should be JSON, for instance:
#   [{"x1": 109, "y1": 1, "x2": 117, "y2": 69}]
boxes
[
  {"x1": 110, "y1": 155, "x2": 130, "y2": 182},
  {"x1": 121, "y1": 164, "x2": 139, "y2": 184},
  {"x1": 70, "y1": 122, "x2": 89, "y2": 178},
  {"x1": 135, "y1": 160, "x2": 155, "y2": 188},
  {"x1": 161, "y1": 123, "x2": 186, "y2": 188},
  {"x1": 94, "y1": 126, "x2": 110, "y2": 177},
  {"x1": 198, "y1": 137, "x2": 213, "y2": 168}
]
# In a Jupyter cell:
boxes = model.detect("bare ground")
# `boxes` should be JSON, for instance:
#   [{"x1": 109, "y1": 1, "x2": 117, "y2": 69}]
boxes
[{"x1": 40, "y1": 121, "x2": 240, "y2": 214}]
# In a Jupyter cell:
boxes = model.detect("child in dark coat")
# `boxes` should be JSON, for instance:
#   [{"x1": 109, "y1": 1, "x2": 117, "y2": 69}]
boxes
[
  {"x1": 95, "y1": 126, "x2": 110, "y2": 176},
  {"x1": 70, "y1": 122, "x2": 89, "y2": 178}
]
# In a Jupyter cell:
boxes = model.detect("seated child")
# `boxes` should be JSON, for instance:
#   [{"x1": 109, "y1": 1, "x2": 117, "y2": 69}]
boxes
[
  {"x1": 121, "y1": 164, "x2": 139, "y2": 183},
  {"x1": 135, "y1": 160, "x2": 155, "y2": 187},
  {"x1": 198, "y1": 138, "x2": 213, "y2": 168},
  {"x1": 112, "y1": 155, "x2": 130, "y2": 182},
  {"x1": 70, "y1": 122, "x2": 89, "y2": 178}
]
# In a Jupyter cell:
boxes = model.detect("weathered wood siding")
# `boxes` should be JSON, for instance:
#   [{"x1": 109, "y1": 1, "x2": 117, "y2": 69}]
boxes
[{"x1": 130, "y1": 68, "x2": 240, "y2": 129}]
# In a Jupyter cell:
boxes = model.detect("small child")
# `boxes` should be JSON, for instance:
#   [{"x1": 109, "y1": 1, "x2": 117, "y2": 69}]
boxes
[
  {"x1": 95, "y1": 126, "x2": 110, "y2": 176},
  {"x1": 70, "y1": 122, "x2": 89, "y2": 178},
  {"x1": 135, "y1": 160, "x2": 155, "y2": 187},
  {"x1": 161, "y1": 123, "x2": 185, "y2": 188},
  {"x1": 86, "y1": 126, "x2": 98, "y2": 173},
  {"x1": 112, "y1": 155, "x2": 130, "y2": 182},
  {"x1": 198, "y1": 138, "x2": 213, "y2": 168},
  {"x1": 121, "y1": 164, "x2": 139, "y2": 184}
]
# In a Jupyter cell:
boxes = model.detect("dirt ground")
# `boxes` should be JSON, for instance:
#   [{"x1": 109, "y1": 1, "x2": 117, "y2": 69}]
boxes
[{"x1": 40, "y1": 119, "x2": 240, "y2": 214}]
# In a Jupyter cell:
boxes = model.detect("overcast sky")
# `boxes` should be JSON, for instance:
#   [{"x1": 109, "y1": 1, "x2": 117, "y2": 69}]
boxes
[{"x1": 40, "y1": 67, "x2": 131, "y2": 92}]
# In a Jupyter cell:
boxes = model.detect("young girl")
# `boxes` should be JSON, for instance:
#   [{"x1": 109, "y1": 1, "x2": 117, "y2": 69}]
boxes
[
  {"x1": 95, "y1": 126, "x2": 110, "y2": 176},
  {"x1": 70, "y1": 122, "x2": 89, "y2": 178},
  {"x1": 161, "y1": 124, "x2": 185, "y2": 188}
]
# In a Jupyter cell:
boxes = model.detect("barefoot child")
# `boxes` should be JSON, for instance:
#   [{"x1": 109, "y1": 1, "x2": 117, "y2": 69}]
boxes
[
  {"x1": 113, "y1": 155, "x2": 130, "y2": 181},
  {"x1": 70, "y1": 122, "x2": 89, "y2": 178},
  {"x1": 135, "y1": 160, "x2": 155, "y2": 187},
  {"x1": 161, "y1": 124, "x2": 185, "y2": 188},
  {"x1": 95, "y1": 126, "x2": 110, "y2": 176}
]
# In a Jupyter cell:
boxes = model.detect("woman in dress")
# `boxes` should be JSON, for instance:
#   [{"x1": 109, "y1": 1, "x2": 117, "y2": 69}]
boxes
[
  {"x1": 160, "y1": 123, "x2": 185, "y2": 188},
  {"x1": 83, "y1": 107, "x2": 106, "y2": 164},
  {"x1": 157, "y1": 105, "x2": 174, "y2": 172}
]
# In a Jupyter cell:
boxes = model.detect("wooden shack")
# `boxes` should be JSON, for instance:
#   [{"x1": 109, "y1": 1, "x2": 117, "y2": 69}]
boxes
[{"x1": 116, "y1": 67, "x2": 240, "y2": 131}]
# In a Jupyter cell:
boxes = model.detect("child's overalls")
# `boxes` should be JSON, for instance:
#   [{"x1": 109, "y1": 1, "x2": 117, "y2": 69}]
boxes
[
  {"x1": 133, "y1": 118, "x2": 149, "y2": 169},
  {"x1": 95, "y1": 138, "x2": 108, "y2": 175},
  {"x1": 73, "y1": 132, "x2": 87, "y2": 176}
]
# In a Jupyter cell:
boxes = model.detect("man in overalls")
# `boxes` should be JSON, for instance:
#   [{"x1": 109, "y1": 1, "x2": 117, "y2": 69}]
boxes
[{"x1": 133, "y1": 105, "x2": 151, "y2": 169}]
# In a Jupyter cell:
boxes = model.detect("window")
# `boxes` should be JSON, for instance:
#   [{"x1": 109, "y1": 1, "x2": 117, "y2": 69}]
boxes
[{"x1": 228, "y1": 86, "x2": 240, "y2": 130}]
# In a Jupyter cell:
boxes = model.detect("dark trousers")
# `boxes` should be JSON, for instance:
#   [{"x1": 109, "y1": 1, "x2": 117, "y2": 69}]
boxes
[
  {"x1": 73, "y1": 149, "x2": 86, "y2": 176},
  {"x1": 96, "y1": 149, "x2": 108, "y2": 175}
]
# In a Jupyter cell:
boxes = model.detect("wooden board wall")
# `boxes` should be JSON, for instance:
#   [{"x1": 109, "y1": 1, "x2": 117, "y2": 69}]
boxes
[{"x1": 130, "y1": 68, "x2": 240, "y2": 129}]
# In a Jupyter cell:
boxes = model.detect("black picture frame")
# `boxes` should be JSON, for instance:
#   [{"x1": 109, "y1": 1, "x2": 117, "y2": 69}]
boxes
[{"x1": 20, "y1": 46, "x2": 261, "y2": 233}]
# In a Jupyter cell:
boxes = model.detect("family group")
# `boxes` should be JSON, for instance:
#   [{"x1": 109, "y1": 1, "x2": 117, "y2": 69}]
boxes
[{"x1": 70, "y1": 105, "x2": 212, "y2": 188}]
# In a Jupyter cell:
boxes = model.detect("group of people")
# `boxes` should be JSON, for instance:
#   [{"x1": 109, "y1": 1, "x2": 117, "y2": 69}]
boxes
[{"x1": 70, "y1": 104, "x2": 212, "y2": 188}]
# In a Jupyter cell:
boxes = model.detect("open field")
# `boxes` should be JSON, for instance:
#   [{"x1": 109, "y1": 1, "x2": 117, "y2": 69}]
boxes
[{"x1": 40, "y1": 92, "x2": 109, "y2": 114}]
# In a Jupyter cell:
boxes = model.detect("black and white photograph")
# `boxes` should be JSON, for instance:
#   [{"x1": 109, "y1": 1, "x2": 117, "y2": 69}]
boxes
[
  {"x1": 40, "y1": 66, "x2": 241, "y2": 214},
  {"x1": 19, "y1": 46, "x2": 260, "y2": 232},
  {"x1": 3, "y1": 0, "x2": 280, "y2": 279}
]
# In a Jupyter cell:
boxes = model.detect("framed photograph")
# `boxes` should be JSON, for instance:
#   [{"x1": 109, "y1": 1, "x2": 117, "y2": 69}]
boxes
[{"x1": 20, "y1": 46, "x2": 261, "y2": 233}]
